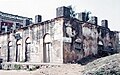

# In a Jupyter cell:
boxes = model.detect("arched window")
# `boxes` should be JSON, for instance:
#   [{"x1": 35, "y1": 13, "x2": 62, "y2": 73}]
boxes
[
  {"x1": 43, "y1": 33, "x2": 52, "y2": 63},
  {"x1": 25, "y1": 37, "x2": 31, "y2": 62}
]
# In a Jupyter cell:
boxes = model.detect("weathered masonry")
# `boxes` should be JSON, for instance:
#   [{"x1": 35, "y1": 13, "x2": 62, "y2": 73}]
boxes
[{"x1": 0, "y1": 6, "x2": 119, "y2": 64}]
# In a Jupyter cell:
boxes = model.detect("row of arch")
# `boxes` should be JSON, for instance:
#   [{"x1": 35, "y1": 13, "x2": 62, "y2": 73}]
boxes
[
  {"x1": 6, "y1": 33, "x2": 53, "y2": 63},
  {"x1": 7, "y1": 37, "x2": 31, "y2": 62}
]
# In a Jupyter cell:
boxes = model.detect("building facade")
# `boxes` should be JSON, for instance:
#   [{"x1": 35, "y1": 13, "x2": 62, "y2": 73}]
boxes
[
  {"x1": 0, "y1": 6, "x2": 119, "y2": 64},
  {"x1": 0, "y1": 11, "x2": 32, "y2": 33}
]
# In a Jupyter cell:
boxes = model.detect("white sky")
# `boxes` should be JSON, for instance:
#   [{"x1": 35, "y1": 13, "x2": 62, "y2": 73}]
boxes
[{"x1": 0, "y1": 0, "x2": 120, "y2": 31}]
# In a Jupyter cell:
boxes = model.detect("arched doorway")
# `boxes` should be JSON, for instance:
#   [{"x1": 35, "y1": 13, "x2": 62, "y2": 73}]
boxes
[
  {"x1": 7, "y1": 41, "x2": 12, "y2": 62},
  {"x1": 98, "y1": 41, "x2": 104, "y2": 56},
  {"x1": 25, "y1": 37, "x2": 31, "y2": 62},
  {"x1": 43, "y1": 33, "x2": 52, "y2": 63},
  {"x1": 16, "y1": 39, "x2": 22, "y2": 62}
]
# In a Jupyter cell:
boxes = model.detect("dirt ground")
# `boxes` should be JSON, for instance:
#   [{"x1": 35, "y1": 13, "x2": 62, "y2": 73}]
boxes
[
  {"x1": 0, "y1": 64, "x2": 84, "y2": 75},
  {"x1": 0, "y1": 70, "x2": 35, "y2": 75},
  {"x1": 1, "y1": 53, "x2": 120, "y2": 75}
]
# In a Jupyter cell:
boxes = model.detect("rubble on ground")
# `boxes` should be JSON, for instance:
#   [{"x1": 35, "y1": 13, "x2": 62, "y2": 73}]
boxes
[
  {"x1": 1, "y1": 53, "x2": 120, "y2": 75},
  {"x1": 82, "y1": 53, "x2": 120, "y2": 75}
]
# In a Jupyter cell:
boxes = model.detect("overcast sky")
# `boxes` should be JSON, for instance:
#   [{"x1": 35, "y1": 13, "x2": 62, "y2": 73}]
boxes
[{"x1": 0, "y1": 0, "x2": 120, "y2": 31}]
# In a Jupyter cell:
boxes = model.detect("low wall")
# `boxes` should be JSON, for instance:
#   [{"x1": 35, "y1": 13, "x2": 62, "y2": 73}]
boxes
[{"x1": 1, "y1": 62, "x2": 63, "y2": 70}]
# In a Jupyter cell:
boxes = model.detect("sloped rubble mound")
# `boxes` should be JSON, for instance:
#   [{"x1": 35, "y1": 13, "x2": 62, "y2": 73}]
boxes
[{"x1": 82, "y1": 53, "x2": 120, "y2": 75}]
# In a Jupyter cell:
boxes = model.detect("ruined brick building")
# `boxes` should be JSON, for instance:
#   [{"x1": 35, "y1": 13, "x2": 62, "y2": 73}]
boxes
[{"x1": 0, "y1": 6, "x2": 119, "y2": 64}]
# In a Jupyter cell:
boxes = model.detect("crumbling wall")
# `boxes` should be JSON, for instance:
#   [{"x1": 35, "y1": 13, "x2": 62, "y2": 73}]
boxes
[
  {"x1": 109, "y1": 31, "x2": 119, "y2": 52},
  {"x1": 82, "y1": 23, "x2": 98, "y2": 56},
  {"x1": 98, "y1": 26, "x2": 119, "y2": 54},
  {"x1": 98, "y1": 27, "x2": 110, "y2": 51},
  {"x1": 63, "y1": 18, "x2": 83, "y2": 63},
  {"x1": 63, "y1": 18, "x2": 119, "y2": 63}
]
